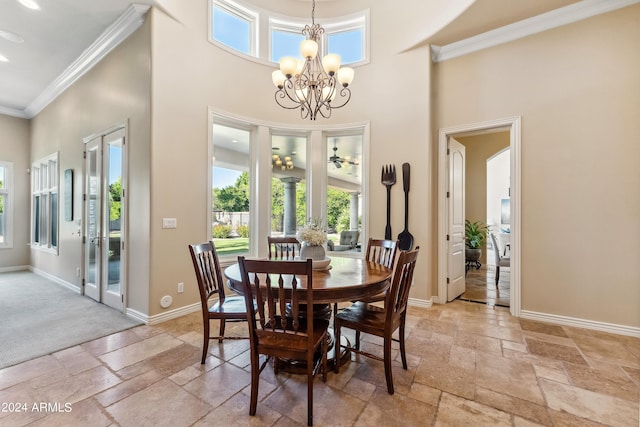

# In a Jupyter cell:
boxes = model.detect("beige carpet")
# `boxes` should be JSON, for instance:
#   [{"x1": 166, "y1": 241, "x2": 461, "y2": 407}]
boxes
[{"x1": 0, "y1": 270, "x2": 141, "y2": 369}]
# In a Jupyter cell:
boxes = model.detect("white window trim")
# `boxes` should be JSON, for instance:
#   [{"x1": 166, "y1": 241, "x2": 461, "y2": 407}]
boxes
[
  {"x1": 209, "y1": 0, "x2": 369, "y2": 68},
  {"x1": 31, "y1": 152, "x2": 59, "y2": 254},
  {"x1": 0, "y1": 161, "x2": 13, "y2": 249},
  {"x1": 208, "y1": 108, "x2": 370, "y2": 263},
  {"x1": 323, "y1": 11, "x2": 369, "y2": 67},
  {"x1": 269, "y1": 10, "x2": 369, "y2": 67},
  {"x1": 209, "y1": 0, "x2": 259, "y2": 57}
]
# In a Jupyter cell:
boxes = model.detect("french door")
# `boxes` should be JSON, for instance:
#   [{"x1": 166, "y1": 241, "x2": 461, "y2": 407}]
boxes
[{"x1": 84, "y1": 128, "x2": 126, "y2": 311}]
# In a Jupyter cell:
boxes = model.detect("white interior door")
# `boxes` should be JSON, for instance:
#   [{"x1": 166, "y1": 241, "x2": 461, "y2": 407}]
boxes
[
  {"x1": 447, "y1": 138, "x2": 466, "y2": 301},
  {"x1": 83, "y1": 128, "x2": 126, "y2": 311}
]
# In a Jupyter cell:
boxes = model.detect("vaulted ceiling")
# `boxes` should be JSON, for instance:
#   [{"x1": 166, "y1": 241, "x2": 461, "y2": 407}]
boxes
[{"x1": 0, "y1": 0, "x2": 607, "y2": 119}]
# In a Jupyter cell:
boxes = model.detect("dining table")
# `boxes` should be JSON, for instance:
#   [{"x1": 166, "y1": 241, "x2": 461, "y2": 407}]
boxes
[
  {"x1": 223, "y1": 256, "x2": 393, "y2": 371},
  {"x1": 225, "y1": 256, "x2": 391, "y2": 303}
]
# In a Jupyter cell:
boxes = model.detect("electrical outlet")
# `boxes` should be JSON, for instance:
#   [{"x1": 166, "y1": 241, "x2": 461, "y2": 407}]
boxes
[
  {"x1": 178, "y1": 282, "x2": 184, "y2": 293},
  {"x1": 76, "y1": 267, "x2": 80, "y2": 277}
]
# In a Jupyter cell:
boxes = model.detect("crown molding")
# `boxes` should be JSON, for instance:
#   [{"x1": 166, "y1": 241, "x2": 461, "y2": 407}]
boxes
[
  {"x1": 431, "y1": 0, "x2": 640, "y2": 62},
  {"x1": 0, "y1": 105, "x2": 29, "y2": 118},
  {"x1": 21, "y1": 4, "x2": 150, "y2": 119}
]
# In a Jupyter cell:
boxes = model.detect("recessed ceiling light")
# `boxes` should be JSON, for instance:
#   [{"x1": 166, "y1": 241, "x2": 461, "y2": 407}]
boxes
[
  {"x1": 0, "y1": 54, "x2": 9, "y2": 62},
  {"x1": 0, "y1": 30, "x2": 24, "y2": 43},
  {"x1": 18, "y1": 0, "x2": 40, "y2": 10}
]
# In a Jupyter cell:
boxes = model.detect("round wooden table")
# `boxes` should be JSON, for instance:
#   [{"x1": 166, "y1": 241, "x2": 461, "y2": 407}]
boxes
[
  {"x1": 224, "y1": 256, "x2": 392, "y2": 304},
  {"x1": 223, "y1": 257, "x2": 392, "y2": 371}
]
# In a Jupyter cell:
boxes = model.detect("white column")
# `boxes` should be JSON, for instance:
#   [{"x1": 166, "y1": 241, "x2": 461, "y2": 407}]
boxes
[
  {"x1": 281, "y1": 177, "x2": 301, "y2": 236},
  {"x1": 350, "y1": 192, "x2": 360, "y2": 230}
]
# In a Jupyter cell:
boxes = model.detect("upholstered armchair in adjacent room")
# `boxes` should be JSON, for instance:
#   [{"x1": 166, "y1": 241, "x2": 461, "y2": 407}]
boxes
[{"x1": 330, "y1": 230, "x2": 360, "y2": 252}]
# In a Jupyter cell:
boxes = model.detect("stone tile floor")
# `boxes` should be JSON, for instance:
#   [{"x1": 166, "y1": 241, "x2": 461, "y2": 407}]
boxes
[
  {"x1": 461, "y1": 263, "x2": 510, "y2": 307},
  {"x1": 1, "y1": 301, "x2": 638, "y2": 426}
]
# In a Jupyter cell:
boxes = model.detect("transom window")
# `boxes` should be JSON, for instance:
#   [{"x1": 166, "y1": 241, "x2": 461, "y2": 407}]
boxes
[
  {"x1": 211, "y1": 0, "x2": 258, "y2": 56},
  {"x1": 31, "y1": 153, "x2": 59, "y2": 252},
  {"x1": 210, "y1": 0, "x2": 368, "y2": 66}
]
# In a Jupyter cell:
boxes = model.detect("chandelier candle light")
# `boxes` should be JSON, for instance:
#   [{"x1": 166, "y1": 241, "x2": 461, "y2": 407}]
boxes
[{"x1": 271, "y1": 0, "x2": 354, "y2": 120}]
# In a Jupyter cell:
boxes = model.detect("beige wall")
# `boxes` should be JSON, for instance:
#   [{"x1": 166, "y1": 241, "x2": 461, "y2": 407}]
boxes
[
  {"x1": 29, "y1": 19, "x2": 152, "y2": 313},
  {"x1": 434, "y1": 5, "x2": 640, "y2": 327},
  {"x1": 0, "y1": 115, "x2": 30, "y2": 269},
  {"x1": 7, "y1": 1, "x2": 638, "y2": 329},
  {"x1": 456, "y1": 132, "x2": 510, "y2": 265},
  {"x1": 146, "y1": 0, "x2": 440, "y2": 315}
]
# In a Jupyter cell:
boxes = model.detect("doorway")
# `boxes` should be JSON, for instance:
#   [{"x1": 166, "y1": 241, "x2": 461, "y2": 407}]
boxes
[
  {"x1": 437, "y1": 117, "x2": 521, "y2": 316},
  {"x1": 83, "y1": 126, "x2": 127, "y2": 311}
]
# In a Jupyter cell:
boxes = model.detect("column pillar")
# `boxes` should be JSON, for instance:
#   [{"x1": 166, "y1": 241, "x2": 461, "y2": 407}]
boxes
[
  {"x1": 349, "y1": 192, "x2": 360, "y2": 230},
  {"x1": 281, "y1": 177, "x2": 301, "y2": 236}
]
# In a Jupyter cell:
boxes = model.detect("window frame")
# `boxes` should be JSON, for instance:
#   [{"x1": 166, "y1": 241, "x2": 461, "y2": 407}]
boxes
[
  {"x1": 31, "y1": 153, "x2": 59, "y2": 253},
  {"x1": 209, "y1": 0, "x2": 369, "y2": 67},
  {"x1": 269, "y1": 12, "x2": 368, "y2": 66},
  {"x1": 208, "y1": 109, "x2": 369, "y2": 263},
  {"x1": 209, "y1": 0, "x2": 259, "y2": 58},
  {"x1": 209, "y1": 117, "x2": 256, "y2": 258},
  {"x1": 269, "y1": 18, "x2": 306, "y2": 63},
  {"x1": 0, "y1": 161, "x2": 14, "y2": 249},
  {"x1": 323, "y1": 13, "x2": 368, "y2": 66}
]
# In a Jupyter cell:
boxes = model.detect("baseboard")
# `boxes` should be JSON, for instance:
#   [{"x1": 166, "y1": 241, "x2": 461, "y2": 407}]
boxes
[
  {"x1": 520, "y1": 310, "x2": 640, "y2": 338},
  {"x1": 431, "y1": 295, "x2": 446, "y2": 305},
  {"x1": 408, "y1": 297, "x2": 432, "y2": 309},
  {"x1": 30, "y1": 267, "x2": 81, "y2": 293},
  {"x1": 0, "y1": 265, "x2": 30, "y2": 273},
  {"x1": 128, "y1": 302, "x2": 201, "y2": 325}
]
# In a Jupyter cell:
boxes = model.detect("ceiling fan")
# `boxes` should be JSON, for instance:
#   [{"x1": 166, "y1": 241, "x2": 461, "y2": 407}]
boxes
[{"x1": 328, "y1": 142, "x2": 357, "y2": 169}]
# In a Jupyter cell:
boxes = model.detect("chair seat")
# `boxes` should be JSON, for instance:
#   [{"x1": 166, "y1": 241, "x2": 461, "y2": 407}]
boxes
[
  {"x1": 257, "y1": 318, "x2": 329, "y2": 354},
  {"x1": 497, "y1": 258, "x2": 510, "y2": 268},
  {"x1": 209, "y1": 295, "x2": 250, "y2": 317},
  {"x1": 336, "y1": 302, "x2": 386, "y2": 335}
]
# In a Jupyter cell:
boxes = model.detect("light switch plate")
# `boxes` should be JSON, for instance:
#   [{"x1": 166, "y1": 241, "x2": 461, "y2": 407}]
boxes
[{"x1": 162, "y1": 218, "x2": 177, "y2": 229}]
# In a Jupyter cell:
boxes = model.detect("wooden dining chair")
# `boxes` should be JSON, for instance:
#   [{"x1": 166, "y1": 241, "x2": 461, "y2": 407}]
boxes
[
  {"x1": 188, "y1": 241, "x2": 248, "y2": 364},
  {"x1": 366, "y1": 238, "x2": 399, "y2": 270},
  {"x1": 334, "y1": 246, "x2": 419, "y2": 394},
  {"x1": 267, "y1": 236, "x2": 301, "y2": 260},
  {"x1": 238, "y1": 257, "x2": 328, "y2": 427},
  {"x1": 490, "y1": 232, "x2": 510, "y2": 286},
  {"x1": 345, "y1": 238, "x2": 398, "y2": 349}
]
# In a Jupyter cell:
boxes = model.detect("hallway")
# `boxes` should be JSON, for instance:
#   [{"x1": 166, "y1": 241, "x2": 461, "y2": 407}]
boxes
[{"x1": 460, "y1": 245, "x2": 510, "y2": 307}]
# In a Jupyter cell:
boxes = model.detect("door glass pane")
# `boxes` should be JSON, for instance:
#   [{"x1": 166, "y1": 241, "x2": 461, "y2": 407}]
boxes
[
  {"x1": 107, "y1": 142, "x2": 122, "y2": 292},
  {"x1": 212, "y1": 123, "x2": 251, "y2": 256},
  {"x1": 0, "y1": 167, "x2": 4, "y2": 243},
  {"x1": 87, "y1": 148, "x2": 99, "y2": 286},
  {"x1": 271, "y1": 134, "x2": 306, "y2": 237},
  {"x1": 0, "y1": 195, "x2": 4, "y2": 244},
  {"x1": 327, "y1": 134, "x2": 363, "y2": 252}
]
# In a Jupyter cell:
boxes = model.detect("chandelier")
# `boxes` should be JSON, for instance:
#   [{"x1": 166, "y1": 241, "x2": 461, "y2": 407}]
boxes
[
  {"x1": 272, "y1": 153, "x2": 294, "y2": 171},
  {"x1": 271, "y1": 0, "x2": 354, "y2": 120}
]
